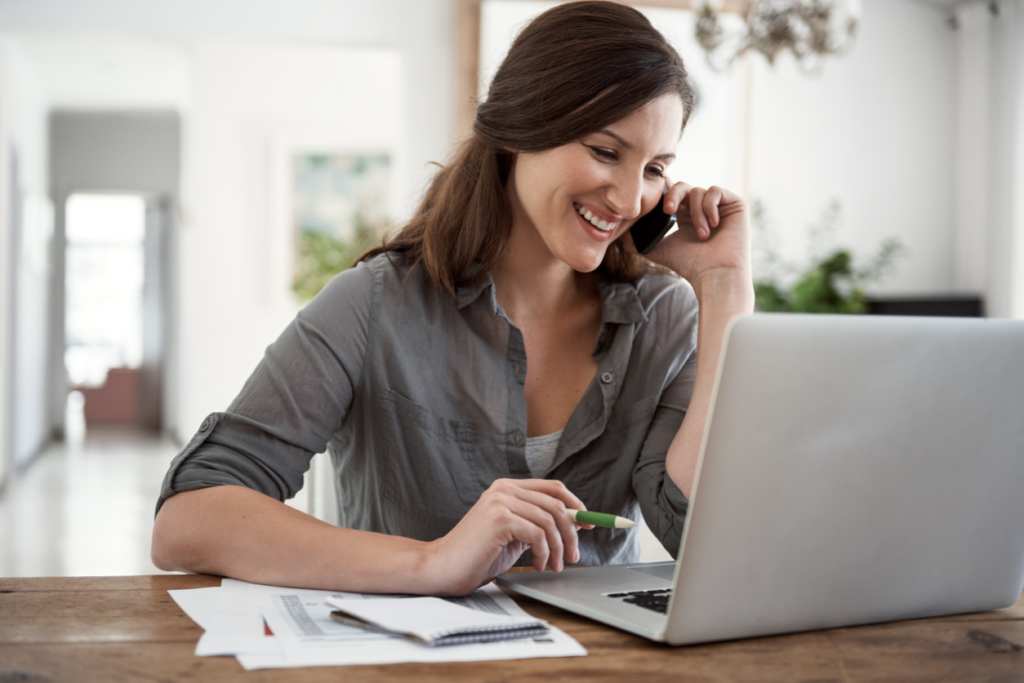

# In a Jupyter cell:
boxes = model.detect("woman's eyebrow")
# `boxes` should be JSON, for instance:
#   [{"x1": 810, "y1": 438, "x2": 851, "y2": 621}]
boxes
[{"x1": 596, "y1": 129, "x2": 676, "y2": 161}]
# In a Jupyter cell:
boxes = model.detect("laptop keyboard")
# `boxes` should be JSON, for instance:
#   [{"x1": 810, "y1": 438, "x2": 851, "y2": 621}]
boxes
[{"x1": 607, "y1": 588, "x2": 673, "y2": 614}]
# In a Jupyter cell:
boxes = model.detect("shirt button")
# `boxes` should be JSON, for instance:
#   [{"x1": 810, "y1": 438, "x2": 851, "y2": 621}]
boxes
[
  {"x1": 508, "y1": 429, "x2": 524, "y2": 446},
  {"x1": 601, "y1": 372, "x2": 614, "y2": 384},
  {"x1": 199, "y1": 417, "x2": 212, "y2": 432}
]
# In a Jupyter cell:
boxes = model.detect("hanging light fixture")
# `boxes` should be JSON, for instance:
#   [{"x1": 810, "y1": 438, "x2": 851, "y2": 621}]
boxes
[{"x1": 695, "y1": 0, "x2": 861, "y2": 73}]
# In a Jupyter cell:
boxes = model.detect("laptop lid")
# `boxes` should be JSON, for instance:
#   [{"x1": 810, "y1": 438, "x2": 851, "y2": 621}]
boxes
[{"x1": 664, "y1": 314, "x2": 1024, "y2": 644}]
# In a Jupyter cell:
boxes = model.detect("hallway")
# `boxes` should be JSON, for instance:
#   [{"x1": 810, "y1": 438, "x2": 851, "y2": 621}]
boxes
[{"x1": 0, "y1": 426, "x2": 179, "y2": 577}]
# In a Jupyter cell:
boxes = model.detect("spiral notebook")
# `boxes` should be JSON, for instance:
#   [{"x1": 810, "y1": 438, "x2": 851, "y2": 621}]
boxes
[{"x1": 325, "y1": 595, "x2": 550, "y2": 647}]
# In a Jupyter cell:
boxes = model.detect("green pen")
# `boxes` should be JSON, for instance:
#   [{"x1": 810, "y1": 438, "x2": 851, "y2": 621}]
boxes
[{"x1": 567, "y1": 509, "x2": 636, "y2": 529}]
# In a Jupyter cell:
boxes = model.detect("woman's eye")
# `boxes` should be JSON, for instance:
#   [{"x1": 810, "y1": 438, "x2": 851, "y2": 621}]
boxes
[
  {"x1": 586, "y1": 145, "x2": 617, "y2": 161},
  {"x1": 646, "y1": 165, "x2": 665, "y2": 178}
]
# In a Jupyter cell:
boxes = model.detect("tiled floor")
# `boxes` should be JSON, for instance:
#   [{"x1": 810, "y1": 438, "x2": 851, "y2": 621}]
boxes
[{"x1": 0, "y1": 425, "x2": 180, "y2": 578}]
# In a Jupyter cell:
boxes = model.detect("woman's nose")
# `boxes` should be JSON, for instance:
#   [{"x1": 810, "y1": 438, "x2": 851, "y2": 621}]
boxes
[{"x1": 606, "y1": 169, "x2": 644, "y2": 220}]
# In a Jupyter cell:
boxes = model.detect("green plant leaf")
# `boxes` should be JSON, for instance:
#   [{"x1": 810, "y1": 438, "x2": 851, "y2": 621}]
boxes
[{"x1": 751, "y1": 200, "x2": 906, "y2": 315}]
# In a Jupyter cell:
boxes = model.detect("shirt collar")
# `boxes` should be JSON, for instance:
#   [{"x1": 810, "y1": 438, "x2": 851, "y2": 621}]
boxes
[
  {"x1": 456, "y1": 272, "x2": 496, "y2": 310},
  {"x1": 456, "y1": 269, "x2": 648, "y2": 324},
  {"x1": 596, "y1": 273, "x2": 648, "y2": 325}
]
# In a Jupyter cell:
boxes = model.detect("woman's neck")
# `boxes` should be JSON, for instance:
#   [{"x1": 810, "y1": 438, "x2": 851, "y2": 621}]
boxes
[{"x1": 491, "y1": 223, "x2": 598, "y2": 326}]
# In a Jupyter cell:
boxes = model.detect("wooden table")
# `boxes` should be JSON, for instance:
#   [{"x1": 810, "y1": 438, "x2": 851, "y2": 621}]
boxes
[{"x1": 1, "y1": 574, "x2": 1022, "y2": 682}]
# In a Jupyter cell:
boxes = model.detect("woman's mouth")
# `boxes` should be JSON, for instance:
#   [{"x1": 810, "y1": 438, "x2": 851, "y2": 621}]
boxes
[{"x1": 575, "y1": 203, "x2": 620, "y2": 232}]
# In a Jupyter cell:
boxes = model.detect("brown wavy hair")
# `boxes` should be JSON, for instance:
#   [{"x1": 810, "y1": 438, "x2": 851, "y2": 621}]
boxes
[{"x1": 360, "y1": 1, "x2": 695, "y2": 296}]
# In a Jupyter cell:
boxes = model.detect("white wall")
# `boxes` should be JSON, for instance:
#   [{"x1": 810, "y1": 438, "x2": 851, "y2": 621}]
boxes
[
  {"x1": 0, "y1": 36, "x2": 51, "y2": 482},
  {"x1": 176, "y1": 42, "x2": 404, "y2": 441},
  {"x1": 1011, "y1": 2, "x2": 1024, "y2": 319},
  {"x1": 954, "y1": 3, "x2": 993, "y2": 299},
  {"x1": 0, "y1": 0, "x2": 456, "y2": 211},
  {"x1": 952, "y1": 0, "x2": 1024, "y2": 319},
  {"x1": 15, "y1": 35, "x2": 192, "y2": 112},
  {"x1": 745, "y1": 0, "x2": 957, "y2": 296}
]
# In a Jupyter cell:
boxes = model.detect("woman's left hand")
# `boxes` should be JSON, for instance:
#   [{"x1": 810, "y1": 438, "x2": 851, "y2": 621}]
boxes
[{"x1": 624, "y1": 180, "x2": 751, "y2": 292}]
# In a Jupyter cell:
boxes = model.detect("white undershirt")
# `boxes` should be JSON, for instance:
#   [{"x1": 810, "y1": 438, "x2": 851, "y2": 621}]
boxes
[{"x1": 524, "y1": 430, "x2": 564, "y2": 478}]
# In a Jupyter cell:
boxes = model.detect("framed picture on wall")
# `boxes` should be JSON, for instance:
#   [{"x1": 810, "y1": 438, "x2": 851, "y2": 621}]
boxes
[
  {"x1": 271, "y1": 133, "x2": 397, "y2": 308},
  {"x1": 290, "y1": 152, "x2": 391, "y2": 301}
]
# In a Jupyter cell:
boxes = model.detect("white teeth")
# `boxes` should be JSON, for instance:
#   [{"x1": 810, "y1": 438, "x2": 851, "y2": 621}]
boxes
[{"x1": 575, "y1": 203, "x2": 617, "y2": 232}]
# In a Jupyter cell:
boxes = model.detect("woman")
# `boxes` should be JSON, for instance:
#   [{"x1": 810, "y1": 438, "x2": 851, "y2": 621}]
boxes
[{"x1": 151, "y1": 1, "x2": 753, "y2": 596}]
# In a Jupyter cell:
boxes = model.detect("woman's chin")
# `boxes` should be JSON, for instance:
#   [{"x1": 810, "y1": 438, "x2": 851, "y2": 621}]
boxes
[
  {"x1": 544, "y1": 233, "x2": 613, "y2": 273},
  {"x1": 563, "y1": 248, "x2": 609, "y2": 274}
]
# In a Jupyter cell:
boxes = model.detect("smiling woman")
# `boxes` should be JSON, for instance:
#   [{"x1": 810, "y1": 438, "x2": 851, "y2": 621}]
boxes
[
  {"x1": 364, "y1": 1, "x2": 695, "y2": 296},
  {"x1": 507, "y1": 95, "x2": 684, "y2": 274},
  {"x1": 151, "y1": 1, "x2": 753, "y2": 597}
]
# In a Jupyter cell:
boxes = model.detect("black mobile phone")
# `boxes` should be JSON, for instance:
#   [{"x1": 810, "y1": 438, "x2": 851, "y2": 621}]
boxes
[{"x1": 630, "y1": 190, "x2": 676, "y2": 255}]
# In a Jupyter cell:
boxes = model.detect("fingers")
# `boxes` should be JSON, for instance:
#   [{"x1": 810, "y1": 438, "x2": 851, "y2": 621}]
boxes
[
  {"x1": 512, "y1": 488, "x2": 582, "y2": 569},
  {"x1": 702, "y1": 186, "x2": 724, "y2": 231},
  {"x1": 485, "y1": 479, "x2": 586, "y2": 571},
  {"x1": 663, "y1": 178, "x2": 691, "y2": 215},
  {"x1": 504, "y1": 496, "x2": 564, "y2": 571},
  {"x1": 508, "y1": 479, "x2": 584, "y2": 568},
  {"x1": 512, "y1": 478, "x2": 588, "y2": 511},
  {"x1": 671, "y1": 183, "x2": 730, "y2": 240},
  {"x1": 687, "y1": 186, "x2": 707, "y2": 238},
  {"x1": 500, "y1": 510, "x2": 552, "y2": 573}
]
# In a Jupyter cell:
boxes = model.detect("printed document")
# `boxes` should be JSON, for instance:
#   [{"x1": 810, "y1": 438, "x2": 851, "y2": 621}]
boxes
[{"x1": 169, "y1": 579, "x2": 586, "y2": 669}]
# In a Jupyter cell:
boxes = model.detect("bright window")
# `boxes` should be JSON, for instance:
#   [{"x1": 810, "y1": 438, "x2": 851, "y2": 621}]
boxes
[{"x1": 64, "y1": 193, "x2": 145, "y2": 387}]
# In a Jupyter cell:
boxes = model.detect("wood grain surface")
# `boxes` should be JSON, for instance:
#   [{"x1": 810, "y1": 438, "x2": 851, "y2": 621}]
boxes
[{"x1": 1, "y1": 574, "x2": 1022, "y2": 682}]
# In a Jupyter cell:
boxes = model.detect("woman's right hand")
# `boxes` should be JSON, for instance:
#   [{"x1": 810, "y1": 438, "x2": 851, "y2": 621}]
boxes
[{"x1": 421, "y1": 479, "x2": 591, "y2": 596}]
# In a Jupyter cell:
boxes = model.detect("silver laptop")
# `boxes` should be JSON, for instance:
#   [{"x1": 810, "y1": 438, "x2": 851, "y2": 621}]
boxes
[{"x1": 497, "y1": 314, "x2": 1024, "y2": 645}]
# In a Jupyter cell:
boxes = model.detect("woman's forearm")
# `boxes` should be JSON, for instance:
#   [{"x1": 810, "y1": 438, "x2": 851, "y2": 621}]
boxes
[
  {"x1": 152, "y1": 485, "x2": 436, "y2": 593},
  {"x1": 665, "y1": 268, "x2": 754, "y2": 499}
]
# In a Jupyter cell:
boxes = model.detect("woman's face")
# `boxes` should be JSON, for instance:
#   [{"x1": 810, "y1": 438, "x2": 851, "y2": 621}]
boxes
[{"x1": 508, "y1": 93, "x2": 684, "y2": 273}]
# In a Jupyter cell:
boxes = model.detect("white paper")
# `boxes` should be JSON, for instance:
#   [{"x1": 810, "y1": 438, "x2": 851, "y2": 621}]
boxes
[
  {"x1": 194, "y1": 579, "x2": 282, "y2": 658},
  {"x1": 249, "y1": 582, "x2": 586, "y2": 668},
  {"x1": 168, "y1": 586, "x2": 221, "y2": 631}
]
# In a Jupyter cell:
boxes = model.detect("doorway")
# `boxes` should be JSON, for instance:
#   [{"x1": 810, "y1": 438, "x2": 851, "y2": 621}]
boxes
[
  {"x1": 64, "y1": 192, "x2": 167, "y2": 434},
  {"x1": 49, "y1": 110, "x2": 181, "y2": 443}
]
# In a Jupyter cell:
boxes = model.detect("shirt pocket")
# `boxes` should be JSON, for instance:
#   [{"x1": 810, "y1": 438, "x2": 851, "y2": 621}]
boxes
[{"x1": 379, "y1": 389, "x2": 493, "y2": 535}]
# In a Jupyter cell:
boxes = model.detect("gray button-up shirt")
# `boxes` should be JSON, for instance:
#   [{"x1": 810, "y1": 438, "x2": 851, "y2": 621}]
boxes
[{"x1": 158, "y1": 253, "x2": 699, "y2": 566}]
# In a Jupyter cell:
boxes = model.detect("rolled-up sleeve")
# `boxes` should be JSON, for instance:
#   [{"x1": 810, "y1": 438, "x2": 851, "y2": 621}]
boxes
[
  {"x1": 155, "y1": 261, "x2": 375, "y2": 515},
  {"x1": 630, "y1": 280, "x2": 699, "y2": 558}
]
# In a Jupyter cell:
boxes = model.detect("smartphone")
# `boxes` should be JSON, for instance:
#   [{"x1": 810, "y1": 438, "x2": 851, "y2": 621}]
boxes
[{"x1": 630, "y1": 189, "x2": 676, "y2": 255}]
